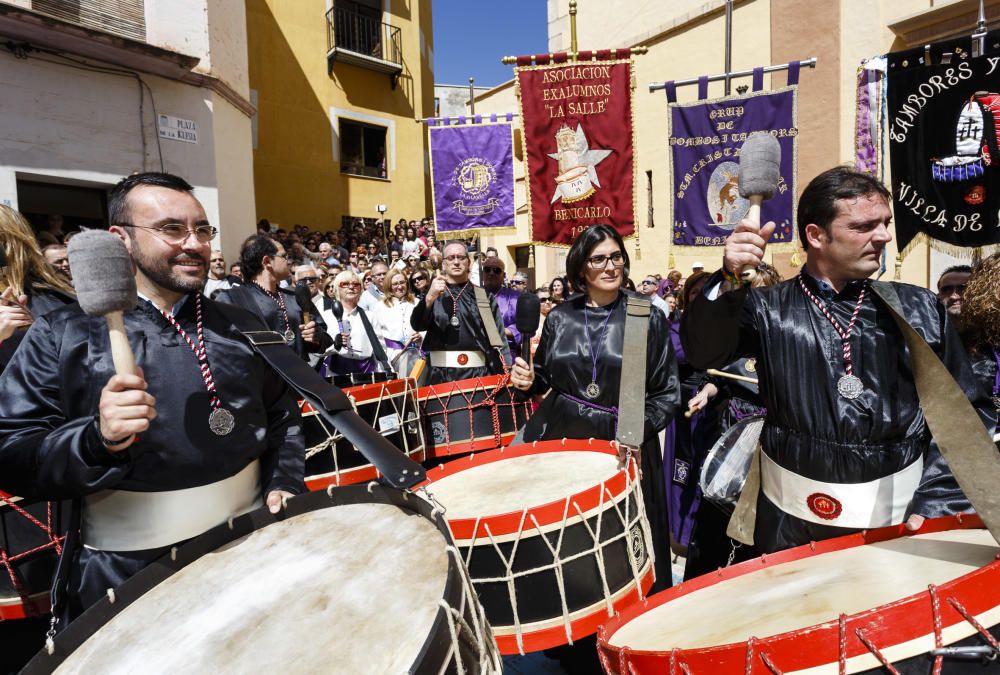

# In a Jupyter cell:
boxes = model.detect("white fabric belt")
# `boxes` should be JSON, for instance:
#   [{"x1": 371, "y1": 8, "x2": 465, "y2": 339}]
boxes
[
  {"x1": 760, "y1": 451, "x2": 922, "y2": 529},
  {"x1": 83, "y1": 460, "x2": 262, "y2": 552},
  {"x1": 428, "y1": 350, "x2": 486, "y2": 368}
]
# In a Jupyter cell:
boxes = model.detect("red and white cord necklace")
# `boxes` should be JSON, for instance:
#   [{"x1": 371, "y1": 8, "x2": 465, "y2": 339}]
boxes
[
  {"x1": 798, "y1": 275, "x2": 868, "y2": 400},
  {"x1": 251, "y1": 281, "x2": 295, "y2": 343},
  {"x1": 157, "y1": 293, "x2": 235, "y2": 435},
  {"x1": 444, "y1": 281, "x2": 470, "y2": 327}
]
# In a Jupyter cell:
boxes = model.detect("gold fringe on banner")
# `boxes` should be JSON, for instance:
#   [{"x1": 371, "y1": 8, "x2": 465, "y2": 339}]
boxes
[
  {"x1": 894, "y1": 254, "x2": 902, "y2": 281},
  {"x1": 897, "y1": 231, "x2": 1000, "y2": 264}
]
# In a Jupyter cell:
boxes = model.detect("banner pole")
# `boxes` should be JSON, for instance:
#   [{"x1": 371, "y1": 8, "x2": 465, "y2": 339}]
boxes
[
  {"x1": 649, "y1": 57, "x2": 817, "y2": 92},
  {"x1": 569, "y1": 0, "x2": 578, "y2": 59},
  {"x1": 724, "y1": 0, "x2": 733, "y2": 96}
]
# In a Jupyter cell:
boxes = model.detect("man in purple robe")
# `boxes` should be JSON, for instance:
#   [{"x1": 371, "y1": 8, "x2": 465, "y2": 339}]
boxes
[{"x1": 481, "y1": 257, "x2": 521, "y2": 354}]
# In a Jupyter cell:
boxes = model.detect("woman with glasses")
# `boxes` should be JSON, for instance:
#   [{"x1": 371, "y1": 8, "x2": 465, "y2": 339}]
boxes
[
  {"x1": 319, "y1": 271, "x2": 387, "y2": 377},
  {"x1": 372, "y1": 268, "x2": 423, "y2": 377},
  {"x1": 510, "y1": 225, "x2": 679, "y2": 603}
]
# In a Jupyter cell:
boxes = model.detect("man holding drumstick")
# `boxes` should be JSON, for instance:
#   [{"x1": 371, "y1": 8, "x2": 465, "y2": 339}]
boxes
[
  {"x1": 0, "y1": 172, "x2": 304, "y2": 625},
  {"x1": 682, "y1": 166, "x2": 984, "y2": 553}
]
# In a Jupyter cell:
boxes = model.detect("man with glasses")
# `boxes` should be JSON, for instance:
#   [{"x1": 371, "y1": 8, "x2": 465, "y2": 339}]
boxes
[
  {"x1": 0, "y1": 172, "x2": 304, "y2": 625},
  {"x1": 481, "y1": 257, "x2": 522, "y2": 354},
  {"x1": 640, "y1": 275, "x2": 671, "y2": 318},
  {"x1": 358, "y1": 261, "x2": 388, "y2": 314},
  {"x1": 203, "y1": 249, "x2": 232, "y2": 299},
  {"x1": 936, "y1": 265, "x2": 971, "y2": 318},
  {"x1": 411, "y1": 241, "x2": 510, "y2": 385},
  {"x1": 217, "y1": 235, "x2": 331, "y2": 362}
]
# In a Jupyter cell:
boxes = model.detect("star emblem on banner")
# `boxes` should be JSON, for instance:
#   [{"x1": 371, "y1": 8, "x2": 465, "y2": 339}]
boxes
[{"x1": 547, "y1": 124, "x2": 612, "y2": 204}]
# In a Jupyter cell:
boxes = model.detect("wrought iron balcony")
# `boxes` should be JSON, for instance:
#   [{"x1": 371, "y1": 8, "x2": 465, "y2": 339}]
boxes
[{"x1": 326, "y1": 5, "x2": 402, "y2": 87}]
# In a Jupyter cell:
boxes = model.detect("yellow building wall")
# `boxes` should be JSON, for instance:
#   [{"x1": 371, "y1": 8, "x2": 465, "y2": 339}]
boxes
[{"x1": 247, "y1": 0, "x2": 434, "y2": 231}]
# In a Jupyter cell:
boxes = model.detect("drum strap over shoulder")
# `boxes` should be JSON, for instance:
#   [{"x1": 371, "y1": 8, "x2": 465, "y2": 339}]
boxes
[
  {"x1": 473, "y1": 286, "x2": 505, "y2": 351},
  {"x1": 870, "y1": 281, "x2": 1000, "y2": 542},
  {"x1": 616, "y1": 295, "x2": 651, "y2": 447},
  {"x1": 354, "y1": 307, "x2": 392, "y2": 373},
  {"x1": 212, "y1": 302, "x2": 426, "y2": 490}
]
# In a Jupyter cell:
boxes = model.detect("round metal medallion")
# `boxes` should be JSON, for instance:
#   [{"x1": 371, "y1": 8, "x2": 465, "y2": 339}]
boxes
[
  {"x1": 450, "y1": 315, "x2": 460, "y2": 327},
  {"x1": 837, "y1": 374, "x2": 864, "y2": 400},
  {"x1": 208, "y1": 407, "x2": 235, "y2": 436},
  {"x1": 585, "y1": 382, "x2": 601, "y2": 399},
  {"x1": 744, "y1": 358, "x2": 756, "y2": 373},
  {"x1": 283, "y1": 329, "x2": 295, "y2": 343}
]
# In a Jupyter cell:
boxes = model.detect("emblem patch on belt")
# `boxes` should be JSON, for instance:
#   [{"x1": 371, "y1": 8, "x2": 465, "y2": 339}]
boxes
[
  {"x1": 457, "y1": 353, "x2": 469, "y2": 366},
  {"x1": 807, "y1": 492, "x2": 842, "y2": 520},
  {"x1": 673, "y1": 459, "x2": 691, "y2": 485}
]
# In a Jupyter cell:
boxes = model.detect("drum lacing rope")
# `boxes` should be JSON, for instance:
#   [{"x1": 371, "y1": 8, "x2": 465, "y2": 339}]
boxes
[
  {"x1": 443, "y1": 544, "x2": 503, "y2": 673},
  {"x1": 853, "y1": 628, "x2": 901, "y2": 675},
  {"x1": 838, "y1": 614, "x2": 848, "y2": 675},
  {"x1": 617, "y1": 647, "x2": 640, "y2": 675},
  {"x1": 668, "y1": 647, "x2": 694, "y2": 675},
  {"x1": 947, "y1": 596, "x2": 1000, "y2": 652},
  {"x1": 0, "y1": 494, "x2": 63, "y2": 612},
  {"x1": 745, "y1": 637, "x2": 784, "y2": 675},
  {"x1": 460, "y1": 454, "x2": 649, "y2": 655},
  {"x1": 928, "y1": 584, "x2": 944, "y2": 675}
]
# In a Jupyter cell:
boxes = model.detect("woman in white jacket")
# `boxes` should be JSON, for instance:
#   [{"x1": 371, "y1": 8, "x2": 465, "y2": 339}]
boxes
[{"x1": 371, "y1": 267, "x2": 423, "y2": 377}]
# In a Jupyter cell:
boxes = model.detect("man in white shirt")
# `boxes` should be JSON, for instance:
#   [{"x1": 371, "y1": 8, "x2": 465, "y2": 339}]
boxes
[
  {"x1": 640, "y1": 275, "x2": 671, "y2": 317},
  {"x1": 203, "y1": 250, "x2": 232, "y2": 298},
  {"x1": 358, "y1": 261, "x2": 388, "y2": 313}
]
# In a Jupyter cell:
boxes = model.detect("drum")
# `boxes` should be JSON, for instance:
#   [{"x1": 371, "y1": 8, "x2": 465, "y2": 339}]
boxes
[
  {"x1": 302, "y1": 377, "x2": 425, "y2": 490},
  {"x1": 22, "y1": 485, "x2": 501, "y2": 674},
  {"x1": 1, "y1": 492, "x2": 63, "y2": 620},
  {"x1": 421, "y1": 439, "x2": 654, "y2": 655},
  {"x1": 417, "y1": 375, "x2": 532, "y2": 460},
  {"x1": 597, "y1": 514, "x2": 1000, "y2": 674},
  {"x1": 698, "y1": 416, "x2": 763, "y2": 510}
]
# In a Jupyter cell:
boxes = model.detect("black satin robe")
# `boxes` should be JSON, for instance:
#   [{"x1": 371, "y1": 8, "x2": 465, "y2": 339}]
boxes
[
  {"x1": 410, "y1": 282, "x2": 511, "y2": 384},
  {"x1": 681, "y1": 270, "x2": 983, "y2": 553},
  {"x1": 216, "y1": 283, "x2": 332, "y2": 361},
  {"x1": 522, "y1": 291, "x2": 680, "y2": 591},
  {"x1": 970, "y1": 351, "x2": 999, "y2": 447},
  {"x1": 0, "y1": 285, "x2": 74, "y2": 374},
  {"x1": 0, "y1": 295, "x2": 304, "y2": 619}
]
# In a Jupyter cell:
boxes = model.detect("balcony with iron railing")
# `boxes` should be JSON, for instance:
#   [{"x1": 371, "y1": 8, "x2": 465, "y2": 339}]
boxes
[{"x1": 326, "y1": 5, "x2": 402, "y2": 86}]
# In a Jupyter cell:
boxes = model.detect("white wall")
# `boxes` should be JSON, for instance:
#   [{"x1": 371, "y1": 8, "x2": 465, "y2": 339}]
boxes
[{"x1": 0, "y1": 55, "x2": 254, "y2": 261}]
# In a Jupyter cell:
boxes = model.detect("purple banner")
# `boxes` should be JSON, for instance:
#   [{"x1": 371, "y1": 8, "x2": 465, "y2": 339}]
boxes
[
  {"x1": 429, "y1": 122, "x2": 515, "y2": 233},
  {"x1": 669, "y1": 88, "x2": 797, "y2": 248}
]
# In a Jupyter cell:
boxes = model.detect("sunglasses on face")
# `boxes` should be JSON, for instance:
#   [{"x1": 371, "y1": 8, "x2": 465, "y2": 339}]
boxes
[
  {"x1": 339, "y1": 281, "x2": 361, "y2": 288},
  {"x1": 539, "y1": 297, "x2": 553, "y2": 303}
]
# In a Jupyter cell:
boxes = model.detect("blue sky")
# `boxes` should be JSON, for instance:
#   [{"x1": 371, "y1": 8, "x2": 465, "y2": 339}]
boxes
[{"x1": 432, "y1": 1, "x2": 548, "y2": 87}]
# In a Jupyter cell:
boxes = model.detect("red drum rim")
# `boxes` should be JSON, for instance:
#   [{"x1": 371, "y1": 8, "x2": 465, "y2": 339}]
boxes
[
  {"x1": 415, "y1": 374, "x2": 513, "y2": 401},
  {"x1": 597, "y1": 514, "x2": 996, "y2": 673},
  {"x1": 419, "y1": 439, "x2": 634, "y2": 539},
  {"x1": 301, "y1": 377, "x2": 417, "y2": 411}
]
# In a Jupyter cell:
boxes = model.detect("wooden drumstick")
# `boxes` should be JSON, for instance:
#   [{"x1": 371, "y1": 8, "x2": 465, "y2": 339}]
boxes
[{"x1": 706, "y1": 368, "x2": 759, "y2": 385}]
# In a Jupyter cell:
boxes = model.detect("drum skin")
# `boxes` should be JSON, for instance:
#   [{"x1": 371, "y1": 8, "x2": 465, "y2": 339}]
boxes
[
  {"x1": 597, "y1": 514, "x2": 1000, "y2": 674},
  {"x1": 417, "y1": 375, "x2": 532, "y2": 459},
  {"x1": 302, "y1": 377, "x2": 425, "y2": 489},
  {"x1": 421, "y1": 440, "x2": 654, "y2": 655},
  {"x1": 21, "y1": 486, "x2": 500, "y2": 675}
]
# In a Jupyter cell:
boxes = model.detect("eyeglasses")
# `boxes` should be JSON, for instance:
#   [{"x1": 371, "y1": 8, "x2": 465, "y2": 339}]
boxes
[
  {"x1": 300, "y1": 277, "x2": 318, "y2": 283},
  {"x1": 641, "y1": 280, "x2": 656, "y2": 286},
  {"x1": 511, "y1": 279, "x2": 526, "y2": 285},
  {"x1": 339, "y1": 281, "x2": 361, "y2": 288},
  {"x1": 539, "y1": 297, "x2": 553, "y2": 303},
  {"x1": 586, "y1": 251, "x2": 625, "y2": 269},
  {"x1": 483, "y1": 266, "x2": 503, "y2": 274},
  {"x1": 127, "y1": 223, "x2": 218, "y2": 244},
  {"x1": 411, "y1": 276, "x2": 427, "y2": 282}
]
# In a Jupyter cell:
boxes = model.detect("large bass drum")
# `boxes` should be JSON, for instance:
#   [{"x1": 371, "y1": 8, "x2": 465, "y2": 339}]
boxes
[
  {"x1": 598, "y1": 515, "x2": 1000, "y2": 674},
  {"x1": 302, "y1": 377, "x2": 425, "y2": 489},
  {"x1": 417, "y1": 375, "x2": 532, "y2": 460},
  {"x1": 22, "y1": 486, "x2": 500, "y2": 674},
  {"x1": 421, "y1": 439, "x2": 653, "y2": 656}
]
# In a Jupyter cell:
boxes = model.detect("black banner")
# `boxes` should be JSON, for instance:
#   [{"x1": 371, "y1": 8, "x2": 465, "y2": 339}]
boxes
[{"x1": 887, "y1": 32, "x2": 1000, "y2": 252}]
